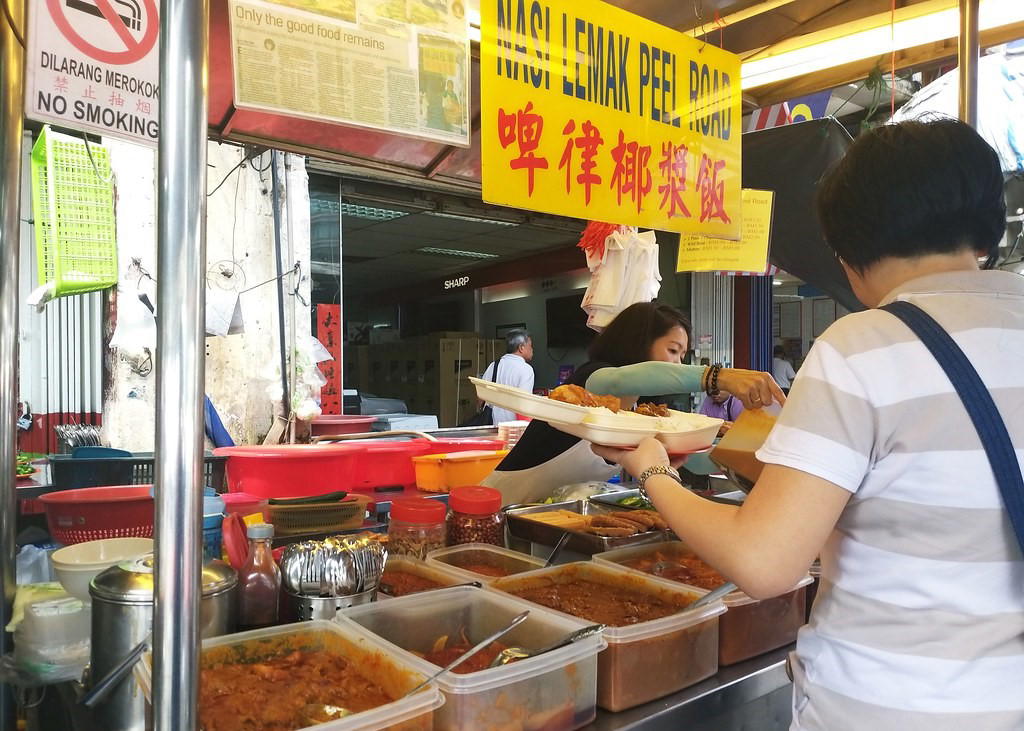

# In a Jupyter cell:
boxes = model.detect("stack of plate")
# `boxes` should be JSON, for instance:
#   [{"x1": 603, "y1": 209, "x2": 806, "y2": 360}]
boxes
[{"x1": 497, "y1": 420, "x2": 530, "y2": 448}]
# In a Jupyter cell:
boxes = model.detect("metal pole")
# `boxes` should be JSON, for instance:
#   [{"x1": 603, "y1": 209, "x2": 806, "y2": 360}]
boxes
[
  {"x1": 271, "y1": 151, "x2": 291, "y2": 420},
  {"x1": 153, "y1": 0, "x2": 208, "y2": 728},
  {"x1": 958, "y1": 0, "x2": 979, "y2": 127},
  {"x1": 0, "y1": 0, "x2": 24, "y2": 727}
]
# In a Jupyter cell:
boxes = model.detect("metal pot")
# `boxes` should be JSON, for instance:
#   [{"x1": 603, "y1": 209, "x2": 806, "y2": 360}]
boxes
[{"x1": 85, "y1": 553, "x2": 237, "y2": 731}]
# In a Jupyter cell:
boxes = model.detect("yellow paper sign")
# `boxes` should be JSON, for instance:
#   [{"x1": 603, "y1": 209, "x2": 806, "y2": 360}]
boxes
[
  {"x1": 480, "y1": 0, "x2": 742, "y2": 239},
  {"x1": 676, "y1": 189, "x2": 774, "y2": 272}
]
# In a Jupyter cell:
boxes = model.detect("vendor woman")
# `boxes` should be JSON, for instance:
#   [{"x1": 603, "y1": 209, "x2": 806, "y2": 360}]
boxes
[{"x1": 481, "y1": 301, "x2": 783, "y2": 503}]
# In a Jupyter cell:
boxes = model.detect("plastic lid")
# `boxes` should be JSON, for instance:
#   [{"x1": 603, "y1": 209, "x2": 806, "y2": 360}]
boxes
[
  {"x1": 449, "y1": 486, "x2": 502, "y2": 516},
  {"x1": 246, "y1": 523, "x2": 274, "y2": 539},
  {"x1": 390, "y1": 497, "x2": 446, "y2": 524}
]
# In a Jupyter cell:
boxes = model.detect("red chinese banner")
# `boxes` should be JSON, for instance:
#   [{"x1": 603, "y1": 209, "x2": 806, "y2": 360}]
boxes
[
  {"x1": 317, "y1": 304, "x2": 342, "y2": 414},
  {"x1": 481, "y1": 0, "x2": 742, "y2": 239}
]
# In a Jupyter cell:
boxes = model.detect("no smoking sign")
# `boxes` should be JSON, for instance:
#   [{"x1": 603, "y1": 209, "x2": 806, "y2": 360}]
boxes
[{"x1": 27, "y1": 0, "x2": 162, "y2": 146}]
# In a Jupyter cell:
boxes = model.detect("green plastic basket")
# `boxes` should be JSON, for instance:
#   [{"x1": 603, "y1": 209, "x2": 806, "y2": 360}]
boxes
[{"x1": 31, "y1": 127, "x2": 118, "y2": 297}]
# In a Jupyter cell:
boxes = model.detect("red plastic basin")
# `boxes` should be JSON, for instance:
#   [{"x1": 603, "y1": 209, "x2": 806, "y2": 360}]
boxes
[
  {"x1": 214, "y1": 445, "x2": 363, "y2": 499},
  {"x1": 310, "y1": 415, "x2": 378, "y2": 437}
]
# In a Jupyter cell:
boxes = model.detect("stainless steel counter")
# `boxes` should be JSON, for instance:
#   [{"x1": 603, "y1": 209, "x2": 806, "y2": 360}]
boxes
[{"x1": 587, "y1": 646, "x2": 793, "y2": 730}]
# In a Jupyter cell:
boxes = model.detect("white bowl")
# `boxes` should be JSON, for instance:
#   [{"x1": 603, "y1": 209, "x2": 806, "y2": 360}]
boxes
[{"x1": 51, "y1": 537, "x2": 154, "y2": 601}]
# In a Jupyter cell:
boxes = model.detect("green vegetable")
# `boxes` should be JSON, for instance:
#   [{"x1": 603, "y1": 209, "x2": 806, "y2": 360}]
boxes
[{"x1": 618, "y1": 496, "x2": 654, "y2": 510}]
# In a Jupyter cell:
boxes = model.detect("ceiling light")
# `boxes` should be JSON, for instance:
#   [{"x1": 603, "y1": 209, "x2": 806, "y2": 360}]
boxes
[
  {"x1": 772, "y1": 280, "x2": 784, "y2": 286},
  {"x1": 427, "y1": 211, "x2": 517, "y2": 227},
  {"x1": 415, "y1": 246, "x2": 500, "y2": 259},
  {"x1": 340, "y1": 203, "x2": 408, "y2": 221},
  {"x1": 741, "y1": 0, "x2": 1024, "y2": 90}
]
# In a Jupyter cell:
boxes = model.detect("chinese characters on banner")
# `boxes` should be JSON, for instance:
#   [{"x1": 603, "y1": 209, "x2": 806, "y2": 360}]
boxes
[
  {"x1": 317, "y1": 304, "x2": 342, "y2": 414},
  {"x1": 676, "y1": 189, "x2": 774, "y2": 273},
  {"x1": 229, "y1": 0, "x2": 470, "y2": 146},
  {"x1": 481, "y1": 0, "x2": 742, "y2": 239},
  {"x1": 26, "y1": 0, "x2": 161, "y2": 146}
]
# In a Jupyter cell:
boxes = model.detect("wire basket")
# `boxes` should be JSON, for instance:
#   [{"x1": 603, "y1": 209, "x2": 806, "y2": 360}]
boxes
[
  {"x1": 31, "y1": 126, "x2": 118, "y2": 298},
  {"x1": 268, "y1": 495, "x2": 371, "y2": 536}
]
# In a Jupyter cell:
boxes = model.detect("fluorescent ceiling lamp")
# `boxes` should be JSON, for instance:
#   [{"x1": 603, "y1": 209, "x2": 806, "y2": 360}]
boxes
[
  {"x1": 741, "y1": 0, "x2": 1024, "y2": 90},
  {"x1": 427, "y1": 211, "x2": 517, "y2": 227},
  {"x1": 340, "y1": 203, "x2": 408, "y2": 221},
  {"x1": 415, "y1": 246, "x2": 499, "y2": 259}
]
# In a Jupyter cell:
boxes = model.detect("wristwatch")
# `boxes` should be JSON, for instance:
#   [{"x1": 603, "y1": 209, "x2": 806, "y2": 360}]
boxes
[{"x1": 637, "y1": 464, "x2": 681, "y2": 501}]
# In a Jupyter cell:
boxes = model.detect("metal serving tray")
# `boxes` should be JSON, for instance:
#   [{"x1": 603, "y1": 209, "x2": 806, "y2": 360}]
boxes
[
  {"x1": 504, "y1": 499, "x2": 671, "y2": 556},
  {"x1": 589, "y1": 488, "x2": 747, "y2": 511}
]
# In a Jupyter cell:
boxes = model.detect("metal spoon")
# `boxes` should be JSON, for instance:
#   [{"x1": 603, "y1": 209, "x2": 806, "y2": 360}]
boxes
[
  {"x1": 488, "y1": 623, "x2": 605, "y2": 668},
  {"x1": 404, "y1": 610, "x2": 531, "y2": 696},
  {"x1": 544, "y1": 532, "x2": 572, "y2": 568},
  {"x1": 685, "y1": 581, "x2": 737, "y2": 609}
]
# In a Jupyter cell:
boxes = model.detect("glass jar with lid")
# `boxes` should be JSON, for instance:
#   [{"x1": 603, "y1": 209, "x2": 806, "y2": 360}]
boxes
[
  {"x1": 387, "y1": 497, "x2": 447, "y2": 559},
  {"x1": 446, "y1": 486, "x2": 504, "y2": 547}
]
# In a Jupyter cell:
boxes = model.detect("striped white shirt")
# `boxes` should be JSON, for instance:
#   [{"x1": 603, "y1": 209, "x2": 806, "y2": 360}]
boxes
[{"x1": 757, "y1": 270, "x2": 1024, "y2": 730}]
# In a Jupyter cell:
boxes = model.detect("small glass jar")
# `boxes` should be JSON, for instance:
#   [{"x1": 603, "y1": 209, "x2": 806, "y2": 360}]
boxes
[
  {"x1": 387, "y1": 498, "x2": 447, "y2": 559},
  {"x1": 446, "y1": 486, "x2": 505, "y2": 547}
]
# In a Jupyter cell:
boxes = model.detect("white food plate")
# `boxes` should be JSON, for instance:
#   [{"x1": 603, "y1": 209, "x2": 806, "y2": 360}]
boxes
[
  {"x1": 553, "y1": 408, "x2": 722, "y2": 451},
  {"x1": 656, "y1": 410, "x2": 723, "y2": 453},
  {"x1": 552, "y1": 420, "x2": 661, "y2": 448},
  {"x1": 470, "y1": 377, "x2": 591, "y2": 424}
]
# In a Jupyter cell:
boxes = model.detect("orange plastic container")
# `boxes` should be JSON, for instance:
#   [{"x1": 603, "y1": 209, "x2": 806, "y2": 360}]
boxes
[{"x1": 412, "y1": 450, "x2": 509, "y2": 493}]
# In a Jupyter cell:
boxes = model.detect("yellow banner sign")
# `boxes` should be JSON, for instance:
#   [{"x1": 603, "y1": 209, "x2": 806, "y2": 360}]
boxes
[
  {"x1": 676, "y1": 189, "x2": 774, "y2": 273},
  {"x1": 480, "y1": 0, "x2": 742, "y2": 238}
]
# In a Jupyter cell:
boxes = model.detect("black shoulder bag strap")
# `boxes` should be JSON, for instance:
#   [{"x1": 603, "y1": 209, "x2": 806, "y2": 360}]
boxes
[{"x1": 883, "y1": 300, "x2": 1024, "y2": 552}]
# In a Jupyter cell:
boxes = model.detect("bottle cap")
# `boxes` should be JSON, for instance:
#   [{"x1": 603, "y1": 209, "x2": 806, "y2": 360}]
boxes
[
  {"x1": 449, "y1": 486, "x2": 502, "y2": 515},
  {"x1": 390, "y1": 497, "x2": 446, "y2": 524},
  {"x1": 246, "y1": 523, "x2": 274, "y2": 539}
]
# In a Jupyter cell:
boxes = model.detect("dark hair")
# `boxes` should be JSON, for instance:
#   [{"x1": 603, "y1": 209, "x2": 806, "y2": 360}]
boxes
[
  {"x1": 588, "y1": 302, "x2": 692, "y2": 367},
  {"x1": 505, "y1": 328, "x2": 530, "y2": 354},
  {"x1": 816, "y1": 118, "x2": 1006, "y2": 271},
  {"x1": 773, "y1": 345, "x2": 785, "y2": 357}
]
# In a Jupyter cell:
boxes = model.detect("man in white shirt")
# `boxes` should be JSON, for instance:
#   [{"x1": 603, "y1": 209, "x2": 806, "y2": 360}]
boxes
[
  {"x1": 481, "y1": 329, "x2": 534, "y2": 424},
  {"x1": 772, "y1": 345, "x2": 797, "y2": 394}
]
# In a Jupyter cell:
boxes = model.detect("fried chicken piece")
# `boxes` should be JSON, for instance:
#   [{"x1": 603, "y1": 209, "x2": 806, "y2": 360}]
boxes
[
  {"x1": 588, "y1": 526, "x2": 638, "y2": 537},
  {"x1": 634, "y1": 403, "x2": 670, "y2": 418},
  {"x1": 549, "y1": 384, "x2": 621, "y2": 412}
]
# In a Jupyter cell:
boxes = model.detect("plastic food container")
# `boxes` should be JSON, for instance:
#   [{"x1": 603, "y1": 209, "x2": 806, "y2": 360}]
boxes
[
  {"x1": 215, "y1": 444, "x2": 363, "y2": 498},
  {"x1": 413, "y1": 450, "x2": 509, "y2": 493},
  {"x1": 220, "y1": 492, "x2": 270, "y2": 522},
  {"x1": 135, "y1": 620, "x2": 443, "y2": 731},
  {"x1": 388, "y1": 498, "x2": 447, "y2": 560},
  {"x1": 426, "y1": 544, "x2": 544, "y2": 583},
  {"x1": 470, "y1": 377, "x2": 591, "y2": 424},
  {"x1": 594, "y1": 541, "x2": 811, "y2": 666},
  {"x1": 489, "y1": 562, "x2": 725, "y2": 712},
  {"x1": 446, "y1": 486, "x2": 504, "y2": 547},
  {"x1": 342, "y1": 586, "x2": 605, "y2": 730},
  {"x1": 347, "y1": 439, "x2": 507, "y2": 493},
  {"x1": 550, "y1": 420, "x2": 660, "y2": 448},
  {"x1": 378, "y1": 556, "x2": 469, "y2": 599}
]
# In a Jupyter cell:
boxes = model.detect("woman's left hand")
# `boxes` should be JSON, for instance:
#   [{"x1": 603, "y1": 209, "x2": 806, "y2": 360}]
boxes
[
  {"x1": 593, "y1": 437, "x2": 672, "y2": 479},
  {"x1": 717, "y1": 369, "x2": 786, "y2": 409}
]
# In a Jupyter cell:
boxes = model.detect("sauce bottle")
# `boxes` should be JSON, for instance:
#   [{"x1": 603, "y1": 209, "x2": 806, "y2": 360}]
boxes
[{"x1": 237, "y1": 523, "x2": 280, "y2": 630}]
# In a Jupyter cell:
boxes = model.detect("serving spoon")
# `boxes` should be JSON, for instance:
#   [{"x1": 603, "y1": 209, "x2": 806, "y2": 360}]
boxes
[{"x1": 488, "y1": 623, "x2": 605, "y2": 668}]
